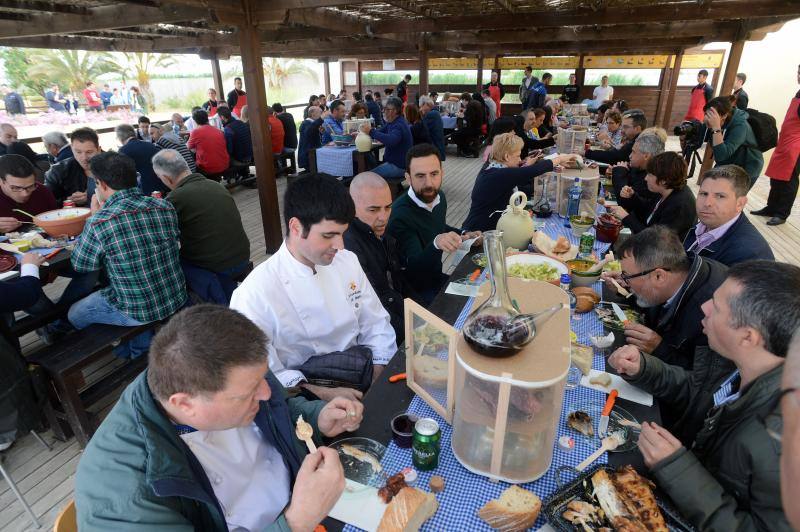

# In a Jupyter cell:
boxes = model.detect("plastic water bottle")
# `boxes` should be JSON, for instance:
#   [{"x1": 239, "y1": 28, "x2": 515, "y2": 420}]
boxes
[
  {"x1": 172, "y1": 123, "x2": 180, "y2": 137},
  {"x1": 567, "y1": 178, "x2": 582, "y2": 219}
]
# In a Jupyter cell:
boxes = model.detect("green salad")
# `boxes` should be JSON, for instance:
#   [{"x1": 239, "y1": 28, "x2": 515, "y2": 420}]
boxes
[{"x1": 507, "y1": 263, "x2": 559, "y2": 281}]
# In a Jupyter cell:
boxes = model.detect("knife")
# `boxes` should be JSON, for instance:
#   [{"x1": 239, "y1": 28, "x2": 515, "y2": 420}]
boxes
[
  {"x1": 599, "y1": 389, "x2": 619, "y2": 437},
  {"x1": 611, "y1": 302, "x2": 629, "y2": 325}
]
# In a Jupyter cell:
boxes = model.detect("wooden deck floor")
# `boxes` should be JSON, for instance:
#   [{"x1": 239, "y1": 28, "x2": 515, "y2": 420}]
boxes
[{"x1": 2, "y1": 140, "x2": 799, "y2": 531}]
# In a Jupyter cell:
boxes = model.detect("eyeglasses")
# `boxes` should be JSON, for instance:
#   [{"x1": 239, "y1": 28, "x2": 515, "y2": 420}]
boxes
[
  {"x1": 620, "y1": 266, "x2": 671, "y2": 284},
  {"x1": 764, "y1": 387, "x2": 797, "y2": 443},
  {"x1": 6, "y1": 182, "x2": 38, "y2": 193}
]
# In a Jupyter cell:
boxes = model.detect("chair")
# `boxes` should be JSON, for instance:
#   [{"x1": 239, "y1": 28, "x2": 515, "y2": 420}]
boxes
[{"x1": 53, "y1": 500, "x2": 77, "y2": 532}]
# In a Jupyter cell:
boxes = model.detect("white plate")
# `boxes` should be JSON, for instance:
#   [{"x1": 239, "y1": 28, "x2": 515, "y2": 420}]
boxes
[{"x1": 505, "y1": 253, "x2": 568, "y2": 282}]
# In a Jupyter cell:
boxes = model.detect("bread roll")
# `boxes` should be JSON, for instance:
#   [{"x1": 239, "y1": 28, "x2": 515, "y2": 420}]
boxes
[
  {"x1": 377, "y1": 487, "x2": 438, "y2": 532},
  {"x1": 411, "y1": 355, "x2": 448, "y2": 387},
  {"x1": 477, "y1": 485, "x2": 541, "y2": 531}
]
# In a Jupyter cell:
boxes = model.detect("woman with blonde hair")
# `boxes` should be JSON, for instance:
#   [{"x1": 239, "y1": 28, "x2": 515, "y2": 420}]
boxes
[{"x1": 463, "y1": 132, "x2": 576, "y2": 231}]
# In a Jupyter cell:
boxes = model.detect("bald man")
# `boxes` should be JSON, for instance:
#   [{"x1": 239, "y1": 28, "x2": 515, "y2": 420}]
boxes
[
  {"x1": 0, "y1": 123, "x2": 39, "y2": 166},
  {"x1": 783, "y1": 335, "x2": 800, "y2": 531},
  {"x1": 343, "y1": 172, "x2": 407, "y2": 343}
]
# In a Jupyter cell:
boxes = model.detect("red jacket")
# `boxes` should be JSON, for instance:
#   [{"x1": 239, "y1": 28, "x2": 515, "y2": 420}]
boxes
[
  {"x1": 268, "y1": 115, "x2": 285, "y2": 155},
  {"x1": 188, "y1": 125, "x2": 229, "y2": 174}
]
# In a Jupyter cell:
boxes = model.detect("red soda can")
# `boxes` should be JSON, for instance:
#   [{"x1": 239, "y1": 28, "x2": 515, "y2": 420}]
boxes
[
  {"x1": 151, "y1": 191, "x2": 163, "y2": 199},
  {"x1": 62, "y1": 200, "x2": 75, "y2": 208}
]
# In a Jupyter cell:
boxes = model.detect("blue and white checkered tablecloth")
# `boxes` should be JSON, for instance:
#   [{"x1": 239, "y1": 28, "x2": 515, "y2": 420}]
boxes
[
  {"x1": 316, "y1": 145, "x2": 356, "y2": 177},
  {"x1": 442, "y1": 116, "x2": 458, "y2": 129},
  {"x1": 535, "y1": 205, "x2": 611, "y2": 259},
  {"x1": 344, "y1": 219, "x2": 610, "y2": 530}
]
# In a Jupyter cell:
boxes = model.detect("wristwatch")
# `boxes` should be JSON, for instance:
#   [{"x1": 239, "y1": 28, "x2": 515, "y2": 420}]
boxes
[{"x1": 712, "y1": 129, "x2": 722, "y2": 134}]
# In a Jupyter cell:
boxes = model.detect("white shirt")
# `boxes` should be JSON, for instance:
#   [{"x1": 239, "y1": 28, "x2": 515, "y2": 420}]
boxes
[
  {"x1": 185, "y1": 117, "x2": 197, "y2": 132},
  {"x1": 230, "y1": 242, "x2": 396, "y2": 387},
  {"x1": 180, "y1": 424, "x2": 290, "y2": 531},
  {"x1": 407, "y1": 187, "x2": 441, "y2": 212},
  {"x1": 592, "y1": 85, "x2": 614, "y2": 105}
]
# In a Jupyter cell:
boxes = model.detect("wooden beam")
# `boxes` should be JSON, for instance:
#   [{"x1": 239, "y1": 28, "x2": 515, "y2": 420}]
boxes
[
  {"x1": 476, "y1": 55, "x2": 484, "y2": 93},
  {"x1": 719, "y1": 38, "x2": 746, "y2": 96},
  {"x1": 367, "y1": 0, "x2": 800, "y2": 34},
  {"x1": 382, "y1": 0, "x2": 436, "y2": 18},
  {"x1": 661, "y1": 50, "x2": 684, "y2": 130},
  {"x1": 654, "y1": 55, "x2": 673, "y2": 128},
  {"x1": 418, "y1": 39, "x2": 429, "y2": 98},
  {"x1": 210, "y1": 54, "x2": 224, "y2": 98},
  {"x1": 490, "y1": 0, "x2": 516, "y2": 14},
  {"x1": 356, "y1": 59, "x2": 363, "y2": 95},
  {"x1": 284, "y1": 7, "x2": 370, "y2": 35},
  {"x1": 0, "y1": 34, "x2": 164, "y2": 52},
  {"x1": 322, "y1": 58, "x2": 331, "y2": 96},
  {"x1": 255, "y1": 0, "x2": 372, "y2": 11},
  {"x1": 0, "y1": 0, "x2": 90, "y2": 15},
  {"x1": 238, "y1": 18, "x2": 283, "y2": 253},
  {"x1": 0, "y1": 3, "x2": 211, "y2": 39}
]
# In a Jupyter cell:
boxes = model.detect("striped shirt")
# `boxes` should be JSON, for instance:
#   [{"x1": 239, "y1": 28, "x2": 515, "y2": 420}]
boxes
[
  {"x1": 713, "y1": 370, "x2": 741, "y2": 407},
  {"x1": 156, "y1": 136, "x2": 197, "y2": 173}
]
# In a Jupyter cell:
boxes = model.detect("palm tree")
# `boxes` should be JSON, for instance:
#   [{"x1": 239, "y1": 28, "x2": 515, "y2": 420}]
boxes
[
  {"x1": 27, "y1": 49, "x2": 122, "y2": 93},
  {"x1": 261, "y1": 57, "x2": 319, "y2": 90},
  {"x1": 112, "y1": 52, "x2": 177, "y2": 111}
]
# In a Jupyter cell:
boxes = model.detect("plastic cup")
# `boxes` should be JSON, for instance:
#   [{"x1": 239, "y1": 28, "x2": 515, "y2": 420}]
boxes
[{"x1": 390, "y1": 413, "x2": 419, "y2": 448}]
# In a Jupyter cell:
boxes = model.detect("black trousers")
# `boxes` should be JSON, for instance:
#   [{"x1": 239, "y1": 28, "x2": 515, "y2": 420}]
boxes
[
  {"x1": 766, "y1": 154, "x2": 800, "y2": 219},
  {"x1": 453, "y1": 127, "x2": 480, "y2": 154}
]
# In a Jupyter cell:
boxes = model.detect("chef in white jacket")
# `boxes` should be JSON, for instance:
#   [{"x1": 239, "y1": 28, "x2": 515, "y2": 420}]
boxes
[{"x1": 231, "y1": 174, "x2": 396, "y2": 402}]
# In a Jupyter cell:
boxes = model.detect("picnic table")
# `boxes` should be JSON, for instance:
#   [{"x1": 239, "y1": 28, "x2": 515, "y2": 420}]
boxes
[
  {"x1": 311, "y1": 142, "x2": 383, "y2": 178},
  {"x1": 327, "y1": 213, "x2": 660, "y2": 531}
]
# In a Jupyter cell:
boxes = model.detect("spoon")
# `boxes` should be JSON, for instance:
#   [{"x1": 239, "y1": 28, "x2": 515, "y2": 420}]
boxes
[
  {"x1": 12, "y1": 208, "x2": 35, "y2": 219},
  {"x1": 295, "y1": 415, "x2": 317, "y2": 453},
  {"x1": 576, "y1": 430, "x2": 626, "y2": 471}
]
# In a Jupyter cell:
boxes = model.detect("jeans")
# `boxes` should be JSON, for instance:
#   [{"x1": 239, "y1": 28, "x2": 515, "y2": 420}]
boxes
[
  {"x1": 372, "y1": 162, "x2": 406, "y2": 182},
  {"x1": 68, "y1": 291, "x2": 152, "y2": 359},
  {"x1": 28, "y1": 269, "x2": 101, "y2": 334}
]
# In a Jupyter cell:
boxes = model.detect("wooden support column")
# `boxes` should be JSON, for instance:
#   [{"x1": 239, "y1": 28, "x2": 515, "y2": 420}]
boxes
[
  {"x1": 323, "y1": 59, "x2": 331, "y2": 96},
  {"x1": 575, "y1": 54, "x2": 586, "y2": 100},
  {"x1": 655, "y1": 55, "x2": 672, "y2": 128},
  {"x1": 210, "y1": 54, "x2": 224, "y2": 99},
  {"x1": 661, "y1": 50, "x2": 683, "y2": 130},
  {"x1": 476, "y1": 55, "x2": 484, "y2": 92},
  {"x1": 356, "y1": 60, "x2": 363, "y2": 95},
  {"x1": 418, "y1": 41, "x2": 429, "y2": 98},
  {"x1": 238, "y1": 16, "x2": 282, "y2": 253}
]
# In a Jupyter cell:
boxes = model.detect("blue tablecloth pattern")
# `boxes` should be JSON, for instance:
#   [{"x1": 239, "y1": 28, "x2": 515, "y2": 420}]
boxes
[
  {"x1": 316, "y1": 145, "x2": 356, "y2": 177},
  {"x1": 442, "y1": 116, "x2": 458, "y2": 129}
]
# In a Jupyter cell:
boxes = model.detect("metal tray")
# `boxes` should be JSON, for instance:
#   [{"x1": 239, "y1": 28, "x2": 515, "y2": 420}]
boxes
[{"x1": 542, "y1": 463, "x2": 696, "y2": 532}]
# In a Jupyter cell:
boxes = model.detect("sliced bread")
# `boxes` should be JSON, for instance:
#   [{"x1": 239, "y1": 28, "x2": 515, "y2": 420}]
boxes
[
  {"x1": 377, "y1": 487, "x2": 438, "y2": 532},
  {"x1": 477, "y1": 485, "x2": 541, "y2": 531}
]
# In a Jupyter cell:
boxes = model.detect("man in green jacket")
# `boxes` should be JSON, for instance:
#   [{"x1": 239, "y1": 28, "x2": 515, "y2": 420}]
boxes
[
  {"x1": 75, "y1": 305, "x2": 363, "y2": 531},
  {"x1": 611, "y1": 260, "x2": 799, "y2": 531},
  {"x1": 387, "y1": 143, "x2": 481, "y2": 304}
]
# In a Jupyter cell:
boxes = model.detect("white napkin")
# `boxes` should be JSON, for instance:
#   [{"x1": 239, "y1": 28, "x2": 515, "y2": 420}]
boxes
[
  {"x1": 328, "y1": 479, "x2": 387, "y2": 532},
  {"x1": 441, "y1": 237, "x2": 478, "y2": 275},
  {"x1": 580, "y1": 369, "x2": 654, "y2": 406},
  {"x1": 445, "y1": 282, "x2": 481, "y2": 297}
]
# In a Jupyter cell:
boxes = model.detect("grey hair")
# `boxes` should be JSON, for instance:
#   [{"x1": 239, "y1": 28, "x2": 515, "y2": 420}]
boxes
[
  {"x1": 633, "y1": 131, "x2": 665, "y2": 156},
  {"x1": 42, "y1": 131, "x2": 68, "y2": 148},
  {"x1": 152, "y1": 149, "x2": 190, "y2": 178},
  {"x1": 385, "y1": 96, "x2": 403, "y2": 110},
  {"x1": 616, "y1": 225, "x2": 691, "y2": 273},
  {"x1": 419, "y1": 95, "x2": 434, "y2": 107},
  {"x1": 726, "y1": 261, "x2": 800, "y2": 358},
  {"x1": 115, "y1": 124, "x2": 136, "y2": 143}
]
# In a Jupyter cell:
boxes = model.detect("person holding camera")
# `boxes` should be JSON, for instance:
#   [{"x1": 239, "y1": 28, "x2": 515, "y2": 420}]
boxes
[{"x1": 704, "y1": 96, "x2": 763, "y2": 189}]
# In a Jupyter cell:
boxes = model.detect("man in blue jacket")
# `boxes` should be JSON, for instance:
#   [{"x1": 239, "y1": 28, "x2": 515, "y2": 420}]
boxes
[
  {"x1": 364, "y1": 97, "x2": 413, "y2": 182},
  {"x1": 419, "y1": 95, "x2": 445, "y2": 161},
  {"x1": 365, "y1": 93, "x2": 383, "y2": 127},
  {"x1": 298, "y1": 106, "x2": 326, "y2": 171},
  {"x1": 75, "y1": 305, "x2": 362, "y2": 531},
  {"x1": 116, "y1": 124, "x2": 167, "y2": 196},
  {"x1": 684, "y1": 165, "x2": 773, "y2": 265}
]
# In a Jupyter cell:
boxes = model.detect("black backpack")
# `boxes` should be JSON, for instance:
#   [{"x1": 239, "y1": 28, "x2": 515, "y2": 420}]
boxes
[{"x1": 745, "y1": 108, "x2": 778, "y2": 152}]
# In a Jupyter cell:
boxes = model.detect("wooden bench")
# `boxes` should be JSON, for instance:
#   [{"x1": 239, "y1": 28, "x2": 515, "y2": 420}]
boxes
[{"x1": 28, "y1": 322, "x2": 159, "y2": 447}]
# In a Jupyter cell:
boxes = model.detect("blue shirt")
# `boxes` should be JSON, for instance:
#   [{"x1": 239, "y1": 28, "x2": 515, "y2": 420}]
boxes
[
  {"x1": 370, "y1": 116, "x2": 413, "y2": 170},
  {"x1": 321, "y1": 116, "x2": 344, "y2": 144}
]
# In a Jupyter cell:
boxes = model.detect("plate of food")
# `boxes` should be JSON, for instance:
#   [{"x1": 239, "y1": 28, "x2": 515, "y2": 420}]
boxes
[
  {"x1": 532, "y1": 232, "x2": 579, "y2": 261},
  {"x1": 594, "y1": 302, "x2": 643, "y2": 332},
  {"x1": 505, "y1": 253, "x2": 568, "y2": 285},
  {"x1": 565, "y1": 400, "x2": 641, "y2": 452},
  {"x1": 331, "y1": 437, "x2": 387, "y2": 489}
]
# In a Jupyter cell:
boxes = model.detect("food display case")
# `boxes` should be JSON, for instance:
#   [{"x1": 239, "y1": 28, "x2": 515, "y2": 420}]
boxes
[
  {"x1": 556, "y1": 170, "x2": 600, "y2": 217},
  {"x1": 556, "y1": 126, "x2": 589, "y2": 155},
  {"x1": 562, "y1": 103, "x2": 589, "y2": 116},
  {"x1": 343, "y1": 118, "x2": 373, "y2": 135}
]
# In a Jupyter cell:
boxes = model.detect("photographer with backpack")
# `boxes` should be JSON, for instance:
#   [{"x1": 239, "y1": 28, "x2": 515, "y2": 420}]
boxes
[
  {"x1": 753, "y1": 64, "x2": 800, "y2": 226},
  {"x1": 704, "y1": 96, "x2": 764, "y2": 189}
]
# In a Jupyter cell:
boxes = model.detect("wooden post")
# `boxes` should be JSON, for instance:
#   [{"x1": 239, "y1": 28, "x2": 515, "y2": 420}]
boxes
[
  {"x1": 356, "y1": 59, "x2": 363, "y2": 95},
  {"x1": 575, "y1": 54, "x2": 586, "y2": 100},
  {"x1": 323, "y1": 59, "x2": 331, "y2": 96},
  {"x1": 661, "y1": 50, "x2": 684, "y2": 131},
  {"x1": 238, "y1": 18, "x2": 282, "y2": 253},
  {"x1": 210, "y1": 54, "x2": 224, "y2": 100},
  {"x1": 719, "y1": 39, "x2": 746, "y2": 97},
  {"x1": 476, "y1": 55, "x2": 484, "y2": 92},
  {"x1": 418, "y1": 40, "x2": 429, "y2": 98},
  {"x1": 654, "y1": 55, "x2": 672, "y2": 128}
]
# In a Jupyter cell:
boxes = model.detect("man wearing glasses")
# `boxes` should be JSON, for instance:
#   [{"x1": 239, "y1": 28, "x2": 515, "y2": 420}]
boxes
[
  {"x1": 610, "y1": 260, "x2": 798, "y2": 531},
  {"x1": 585, "y1": 109, "x2": 646, "y2": 165},
  {"x1": 362, "y1": 97, "x2": 413, "y2": 183},
  {"x1": 0, "y1": 154, "x2": 57, "y2": 233}
]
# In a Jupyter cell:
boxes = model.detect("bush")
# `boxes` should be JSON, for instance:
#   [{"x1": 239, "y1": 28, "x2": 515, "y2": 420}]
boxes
[{"x1": 161, "y1": 88, "x2": 208, "y2": 112}]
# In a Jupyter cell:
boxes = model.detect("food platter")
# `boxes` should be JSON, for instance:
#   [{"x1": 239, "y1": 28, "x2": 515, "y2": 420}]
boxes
[
  {"x1": 565, "y1": 399, "x2": 641, "y2": 453},
  {"x1": 594, "y1": 302, "x2": 643, "y2": 331},
  {"x1": 331, "y1": 437, "x2": 387, "y2": 489},
  {"x1": 505, "y1": 253, "x2": 568, "y2": 283}
]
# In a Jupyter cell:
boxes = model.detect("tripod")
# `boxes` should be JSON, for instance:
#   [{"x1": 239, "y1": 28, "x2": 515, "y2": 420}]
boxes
[{"x1": 683, "y1": 146, "x2": 703, "y2": 178}]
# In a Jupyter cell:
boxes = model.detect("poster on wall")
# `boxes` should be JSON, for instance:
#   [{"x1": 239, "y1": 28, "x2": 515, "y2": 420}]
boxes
[
  {"x1": 345, "y1": 71, "x2": 357, "y2": 85},
  {"x1": 382, "y1": 59, "x2": 396, "y2": 71}
]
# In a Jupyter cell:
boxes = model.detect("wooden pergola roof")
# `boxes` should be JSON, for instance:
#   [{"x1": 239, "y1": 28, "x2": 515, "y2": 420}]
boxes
[{"x1": 0, "y1": 0, "x2": 796, "y2": 58}]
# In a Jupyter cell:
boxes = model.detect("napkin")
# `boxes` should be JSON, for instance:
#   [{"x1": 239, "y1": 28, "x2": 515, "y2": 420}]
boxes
[
  {"x1": 580, "y1": 370, "x2": 653, "y2": 406},
  {"x1": 328, "y1": 479, "x2": 387, "y2": 531},
  {"x1": 441, "y1": 237, "x2": 478, "y2": 275}
]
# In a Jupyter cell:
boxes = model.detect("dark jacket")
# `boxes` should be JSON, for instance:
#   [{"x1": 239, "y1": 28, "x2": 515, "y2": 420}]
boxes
[
  {"x1": 222, "y1": 117, "x2": 253, "y2": 163},
  {"x1": 611, "y1": 165, "x2": 659, "y2": 220},
  {"x1": 713, "y1": 108, "x2": 764, "y2": 184},
  {"x1": 366, "y1": 100, "x2": 383, "y2": 127},
  {"x1": 683, "y1": 214, "x2": 774, "y2": 266},
  {"x1": 298, "y1": 117, "x2": 323, "y2": 170},
  {"x1": 75, "y1": 370, "x2": 325, "y2": 532},
  {"x1": 586, "y1": 137, "x2": 635, "y2": 165},
  {"x1": 463, "y1": 160, "x2": 554, "y2": 232},
  {"x1": 44, "y1": 157, "x2": 95, "y2": 205},
  {"x1": 644, "y1": 256, "x2": 728, "y2": 370},
  {"x1": 277, "y1": 112, "x2": 297, "y2": 149},
  {"x1": 370, "y1": 116, "x2": 413, "y2": 170},
  {"x1": 410, "y1": 120, "x2": 429, "y2": 145},
  {"x1": 396, "y1": 79, "x2": 408, "y2": 100},
  {"x1": 3, "y1": 91, "x2": 25, "y2": 114},
  {"x1": 0, "y1": 140, "x2": 39, "y2": 167},
  {"x1": 734, "y1": 88, "x2": 749, "y2": 110},
  {"x1": 119, "y1": 139, "x2": 167, "y2": 196},
  {"x1": 512, "y1": 115, "x2": 554, "y2": 157},
  {"x1": 387, "y1": 190, "x2": 460, "y2": 301},
  {"x1": 55, "y1": 144, "x2": 73, "y2": 163},
  {"x1": 621, "y1": 185, "x2": 697, "y2": 240},
  {"x1": 422, "y1": 109, "x2": 445, "y2": 161},
  {"x1": 344, "y1": 217, "x2": 407, "y2": 344},
  {"x1": 226, "y1": 89, "x2": 245, "y2": 109},
  {"x1": 650, "y1": 364, "x2": 789, "y2": 531},
  {"x1": 463, "y1": 100, "x2": 484, "y2": 132},
  {"x1": 563, "y1": 84, "x2": 580, "y2": 104}
]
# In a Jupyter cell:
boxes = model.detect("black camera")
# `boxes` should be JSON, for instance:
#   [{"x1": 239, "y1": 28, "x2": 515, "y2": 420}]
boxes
[
  {"x1": 674, "y1": 119, "x2": 705, "y2": 151},
  {"x1": 674, "y1": 120, "x2": 699, "y2": 138}
]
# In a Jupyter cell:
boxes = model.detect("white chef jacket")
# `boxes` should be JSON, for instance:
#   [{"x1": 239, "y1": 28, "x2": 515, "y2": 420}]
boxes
[
  {"x1": 230, "y1": 242, "x2": 397, "y2": 387},
  {"x1": 180, "y1": 424, "x2": 291, "y2": 532}
]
